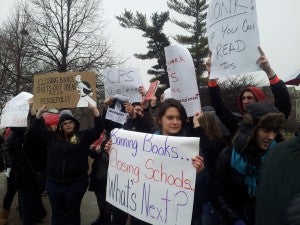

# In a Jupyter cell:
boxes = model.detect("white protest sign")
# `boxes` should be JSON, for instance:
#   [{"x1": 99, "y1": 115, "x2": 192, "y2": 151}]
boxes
[
  {"x1": 106, "y1": 129, "x2": 199, "y2": 225},
  {"x1": 105, "y1": 108, "x2": 127, "y2": 125},
  {"x1": 206, "y1": 0, "x2": 260, "y2": 78},
  {"x1": 104, "y1": 68, "x2": 143, "y2": 103},
  {"x1": 164, "y1": 44, "x2": 201, "y2": 117},
  {"x1": 163, "y1": 88, "x2": 172, "y2": 100},
  {"x1": 0, "y1": 92, "x2": 33, "y2": 128}
]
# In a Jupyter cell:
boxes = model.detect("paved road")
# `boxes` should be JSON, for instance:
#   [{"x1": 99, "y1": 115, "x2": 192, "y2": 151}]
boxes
[{"x1": 0, "y1": 172, "x2": 99, "y2": 225}]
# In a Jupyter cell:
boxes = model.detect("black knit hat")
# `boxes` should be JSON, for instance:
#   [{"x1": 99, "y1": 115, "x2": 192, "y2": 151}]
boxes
[{"x1": 233, "y1": 102, "x2": 285, "y2": 152}]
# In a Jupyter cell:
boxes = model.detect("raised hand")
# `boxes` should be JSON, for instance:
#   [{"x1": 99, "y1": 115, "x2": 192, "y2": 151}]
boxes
[{"x1": 257, "y1": 47, "x2": 275, "y2": 78}]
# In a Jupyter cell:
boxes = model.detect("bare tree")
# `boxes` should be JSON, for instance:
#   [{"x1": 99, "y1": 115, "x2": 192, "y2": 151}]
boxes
[
  {"x1": 218, "y1": 74, "x2": 262, "y2": 112},
  {"x1": 25, "y1": 0, "x2": 119, "y2": 73},
  {"x1": 0, "y1": 6, "x2": 37, "y2": 110}
]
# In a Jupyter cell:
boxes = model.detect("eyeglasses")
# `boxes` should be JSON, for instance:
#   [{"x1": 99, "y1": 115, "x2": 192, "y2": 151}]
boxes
[{"x1": 61, "y1": 121, "x2": 75, "y2": 126}]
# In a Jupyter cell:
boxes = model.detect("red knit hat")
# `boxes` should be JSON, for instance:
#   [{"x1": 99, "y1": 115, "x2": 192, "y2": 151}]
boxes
[{"x1": 238, "y1": 86, "x2": 266, "y2": 114}]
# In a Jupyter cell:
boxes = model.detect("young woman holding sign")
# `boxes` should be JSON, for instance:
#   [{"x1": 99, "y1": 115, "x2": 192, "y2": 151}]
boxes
[{"x1": 105, "y1": 98, "x2": 205, "y2": 225}]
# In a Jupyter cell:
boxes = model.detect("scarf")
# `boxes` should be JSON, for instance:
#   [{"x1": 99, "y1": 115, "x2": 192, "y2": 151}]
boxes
[{"x1": 231, "y1": 140, "x2": 276, "y2": 197}]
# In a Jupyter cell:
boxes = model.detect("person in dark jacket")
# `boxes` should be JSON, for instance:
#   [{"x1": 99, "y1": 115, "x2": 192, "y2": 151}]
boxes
[
  {"x1": 193, "y1": 111, "x2": 227, "y2": 225},
  {"x1": 89, "y1": 129, "x2": 112, "y2": 225},
  {"x1": 282, "y1": 193, "x2": 300, "y2": 225},
  {"x1": 0, "y1": 128, "x2": 22, "y2": 225},
  {"x1": 123, "y1": 101, "x2": 157, "y2": 134},
  {"x1": 214, "y1": 102, "x2": 285, "y2": 225},
  {"x1": 207, "y1": 47, "x2": 291, "y2": 144},
  {"x1": 34, "y1": 104, "x2": 102, "y2": 225},
  {"x1": 255, "y1": 136, "x2": 300, "y2": 225},
  {"x1": 89, "y1": 98, "x2": 123, "y2": 225}
]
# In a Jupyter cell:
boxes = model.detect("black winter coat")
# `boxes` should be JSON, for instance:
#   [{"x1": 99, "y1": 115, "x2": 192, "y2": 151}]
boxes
[
  {"x1": 34, "y1": 115, "x2": 102, "y2": 183},
  {"x1": 214, "y1": 147, "x2": 256, "y2": 225},
  {"x1": 255, "y1": 137, "x2": 300, "y2": 225},
  {"x1": 89, "y1": 108, "x2": 122, "y2": 191},
  {"x1": 194, "y1": 126, "x2": 227, "y2": 204}
]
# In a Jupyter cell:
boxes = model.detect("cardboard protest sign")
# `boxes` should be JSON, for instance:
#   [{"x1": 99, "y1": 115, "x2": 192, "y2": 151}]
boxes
[
  {"x1": 0, "y1": 92, "x2": 33, "y2": 128},
  {"x1": 206, "y1": 0, "x2": 260, "y2": 78},
  {"x1": 106, "y1": 128, "x2": 199, "y2": 225},
  {"x1": 33, "y1": 71, "x2": 96, "y2": 109},
  {"x1": 164, "y1": 44, "x2": 201, "y2": 117},
  {"x1": 103, "y1": 68, "x2": 143, "y2": 103}
]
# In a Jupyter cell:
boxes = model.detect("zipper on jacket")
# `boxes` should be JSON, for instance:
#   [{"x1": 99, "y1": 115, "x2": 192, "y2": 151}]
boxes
[{"x1": 62, "y1": 145, "x2": 66, "y2": 183}]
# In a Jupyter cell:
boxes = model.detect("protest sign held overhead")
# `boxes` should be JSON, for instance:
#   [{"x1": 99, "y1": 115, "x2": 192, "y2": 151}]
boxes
[
  {"x1": 144, "y1": 80, "x2": 160, "y2": 101},
  {"x1": 106, "y1": 128, "x2": 199, "y2": 225},
  {"x1": 33, "y1": 71, "x2": 97, "y2": 109},
  {"x1": 164, "y1": 44, "x2": 201, "y2": 117},
  {"x1": 103, "y1": 68, "x2": 143, "y2": 103},
  {"x1": 163, "y1": 88, "x2": 172, "y2": 100},
  {"x1": 206, "y1": 0, "x2": 260, "y2": 78},
  {"x1": 140, "y1": 80, "x2": 160, "y2": 106},
  {"x1": 105, "y1": 94, "x2": 129, "y2": 125},
  {"x1": 0, "y1": 92, "x2": 33, "y2": 128}
]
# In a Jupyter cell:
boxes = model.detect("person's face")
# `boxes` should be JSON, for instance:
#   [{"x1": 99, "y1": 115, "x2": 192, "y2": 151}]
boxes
[
  {"x1": 242, "y1": 91, "x2": 257, "y2": 110},
  {"x1": 61, "y1": 120, "x2": 75, "y2": 134},
  {"x1": 256, "y1": 128, "x2": 277, "y2": 151},
  {"x1": 159, "y1": 107, "x2": 182, "y2": 135},
  {"x1": 133, "y1": 105, "x2": 144, "y2": 117}
]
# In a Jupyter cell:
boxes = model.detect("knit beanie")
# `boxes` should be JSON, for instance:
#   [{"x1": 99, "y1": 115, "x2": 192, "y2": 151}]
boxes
[{"x1": 238, "y1": 86, "x2": 266, "y2": 114}]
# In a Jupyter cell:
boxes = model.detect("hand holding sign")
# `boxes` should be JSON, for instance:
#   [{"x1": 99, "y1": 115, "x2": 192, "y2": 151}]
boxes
[
  {"x1": 256, "y1": 47, "x2": 276, "y2": 78},
  {"x1": 192, "y1": 155, "x2": 205, "y2": 173}
]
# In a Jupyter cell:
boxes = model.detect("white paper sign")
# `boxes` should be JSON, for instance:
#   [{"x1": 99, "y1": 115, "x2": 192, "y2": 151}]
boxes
[
  {"x1": 105, "y1": 108, "x2": 127, "y2": 125},
  {"x1": 164, "y1": 44, "x2": 201, "y2": 117},
  {"x1": 163, "y1": 88, "x2": 172, "y2": 100},
  {"x1": 206, "y1": 0, "x2": 260, "y2": 78},
  {"x1": 104, "y1": 68, "x2": 143, "y2": 103},
  {"x1": 106, "y1": 129, "x2": 199, "y2": 225},
  {"x1": 0, "y1": 92, "x2": 33, "y2": 128}
]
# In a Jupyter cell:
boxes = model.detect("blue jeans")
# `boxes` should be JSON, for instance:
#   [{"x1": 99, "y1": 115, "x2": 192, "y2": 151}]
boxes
[
  {"x1": 46, "y1": 178, "x2": 89, "y2": 225},
  {"x1": 195, "y1": 202, "x2": 220, "y2": 225}
]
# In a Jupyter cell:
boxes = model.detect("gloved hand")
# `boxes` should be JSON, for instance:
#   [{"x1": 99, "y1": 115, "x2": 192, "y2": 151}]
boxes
[{"x1": 234, "y1": 219, "x2": 246, "y2": 225}]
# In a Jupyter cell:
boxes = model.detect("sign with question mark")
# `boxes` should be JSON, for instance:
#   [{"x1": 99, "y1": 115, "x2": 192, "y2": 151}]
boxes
[{"x1": 106, "y1": 128, "x2": 199, "y2": 225}]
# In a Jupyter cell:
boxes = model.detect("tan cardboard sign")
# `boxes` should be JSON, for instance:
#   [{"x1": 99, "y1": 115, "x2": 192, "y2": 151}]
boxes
[{"x1": 33, "y1": 71, "x2": 97, "y2": 109}]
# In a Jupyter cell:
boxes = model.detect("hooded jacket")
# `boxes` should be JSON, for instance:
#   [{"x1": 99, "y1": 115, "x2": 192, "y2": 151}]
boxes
[{"x1": 33, "y1": 112, "x2": 102, "y2": 183}]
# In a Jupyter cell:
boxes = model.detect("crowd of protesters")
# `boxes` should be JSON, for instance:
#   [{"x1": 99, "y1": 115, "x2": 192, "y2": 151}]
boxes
[{"x1": 0, "y1": 46, "x2": 299, "y2": 225}]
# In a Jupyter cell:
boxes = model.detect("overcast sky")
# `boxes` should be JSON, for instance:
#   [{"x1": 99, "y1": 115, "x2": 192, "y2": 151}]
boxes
[{"x1": 1, "y1": 0, "x2": 299, "y2": 85}]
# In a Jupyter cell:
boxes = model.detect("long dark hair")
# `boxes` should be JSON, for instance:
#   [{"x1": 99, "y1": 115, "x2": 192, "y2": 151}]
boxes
[
  {"x1": 199, "y1": 112, "x2": 223, "y2": 139},
  {"x1": 156, "y1": 98, "x2": 187, "y2": 130}
]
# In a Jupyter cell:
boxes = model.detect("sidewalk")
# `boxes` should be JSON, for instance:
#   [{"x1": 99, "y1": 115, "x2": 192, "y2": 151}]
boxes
[{"x1": 0, "y1": 172, "x2": 99, "y2": 225}]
